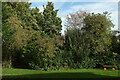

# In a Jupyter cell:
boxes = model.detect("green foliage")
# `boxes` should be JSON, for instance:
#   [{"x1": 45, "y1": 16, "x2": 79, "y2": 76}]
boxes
[
  {"x1": 83, "y1": 12, "x2": 115, "y2": 67},
  {"x1": 64, "y1": 28, "x2": 96, "y2": 69},
  {"x1": 110, "y1": 35, "x2": 120, "y2": 66},
  {"x1": 2, "y1": 2, "x2": 63, "y2": 70},
  {"x1": 2, "y1": 14, "x2": 26, "y2": 68},
  {"x1": 63, "y1": 11, "x2": 116, "y2": 69},
  {"x1": 28, "y1": 35, "x2": 64, "y2": 70},
  {"x1": 43, "y1": 2, "x2": 62, "y2": 37},
  {"x1": 84, "y1": 12, "x2": 114, "y2": 54}
]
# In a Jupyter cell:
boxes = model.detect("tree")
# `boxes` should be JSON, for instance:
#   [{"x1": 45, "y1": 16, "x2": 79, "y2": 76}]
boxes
[
  {"x1": 2, "y1": 2, "x2": 39, "y2": 68},
  {"x1": 64, "y1": 10, "x2": 96, "y2": 68},
  {"x1": 83, "y1": 12, "x2": 115, "y2": 67},
  {"x1": 42, "y1": 2, "x2": 62, "y2": 37},
  {"x1": 65, "y1": 10, "x2": 88, "y2": 30},
  {"x1": 83, "y1": 12, "x2": 114, "y2": 54},
  {"x1": 64, "y1": 28, "x2": 95, "y2": 68},
  {"x1": 27, "y1": 2, "x2": 63, "y2": 70},
  {"x1": 2, "y1": 15, "x2": 26, "y2": 68}
]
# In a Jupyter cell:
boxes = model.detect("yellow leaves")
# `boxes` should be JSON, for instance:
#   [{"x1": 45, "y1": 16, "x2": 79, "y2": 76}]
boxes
[
  {"x1": 3, "y1": 14, "x2": 31, "y2": 51},
  {"x1": 12, "y1": 28, "x2": 24, "y2": 50},
  {"x1": 113, "y1": 52, "x2": 118, "y2": 57},
  {"x1": 36, "y1": 36, "x2": 58, "y2": 58},
  {"x1": 5, "y1": 15, "x2": 21, "y2": 31}
]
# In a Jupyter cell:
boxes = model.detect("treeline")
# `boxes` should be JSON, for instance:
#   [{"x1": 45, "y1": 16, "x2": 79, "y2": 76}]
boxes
[{"x1": 2, "y1": 2, "x2": 120, "y2": 70}]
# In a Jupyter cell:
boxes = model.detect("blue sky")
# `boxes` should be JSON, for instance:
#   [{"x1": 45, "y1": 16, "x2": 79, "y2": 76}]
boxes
[{"x1": 30, "y1": 0, "x2": 118, "y2": 35}]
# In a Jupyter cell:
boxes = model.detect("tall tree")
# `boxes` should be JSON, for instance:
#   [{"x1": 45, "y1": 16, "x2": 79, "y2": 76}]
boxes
[
  {"x1": 42, "y1": 2, "x2": 62, "y2": 37},
  {"x1": 2, "y1": 2, "x2": 39, "y2": 68},
  {"x1": 2, "y1": 14, "x2": 26, "y2": 68},
  {"x1": 83, "y1": 12, "x2": 115, "y2": 67},
  {"x1": 84, "y1": 12, "x2": 114, "y2": 54}
]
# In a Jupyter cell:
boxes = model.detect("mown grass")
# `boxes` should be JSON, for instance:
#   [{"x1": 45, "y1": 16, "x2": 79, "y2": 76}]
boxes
[{"x1": 2, "y1": 68, "x2": 120, "y2": 80}]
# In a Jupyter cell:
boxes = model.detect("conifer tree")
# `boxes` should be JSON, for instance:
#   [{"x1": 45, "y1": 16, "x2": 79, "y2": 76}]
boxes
[{"x1": 43, "y1": 2, "x2": 62, "y2": 37}]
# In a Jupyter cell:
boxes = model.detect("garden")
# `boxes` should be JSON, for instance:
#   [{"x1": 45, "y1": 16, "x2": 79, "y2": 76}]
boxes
[{"x1": 1, "y1": 1, "x2": 120, "y2": 80}]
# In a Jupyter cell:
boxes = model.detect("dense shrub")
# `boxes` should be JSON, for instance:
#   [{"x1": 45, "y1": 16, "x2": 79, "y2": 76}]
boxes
[{"x1": 63, "y1": 28, "x2": 96, "y2": 68}]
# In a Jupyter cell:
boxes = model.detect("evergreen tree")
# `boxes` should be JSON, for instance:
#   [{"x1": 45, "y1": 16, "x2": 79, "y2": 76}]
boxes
[{"x1": 42, "y1": 2, "x2": 62, "y2": 37}]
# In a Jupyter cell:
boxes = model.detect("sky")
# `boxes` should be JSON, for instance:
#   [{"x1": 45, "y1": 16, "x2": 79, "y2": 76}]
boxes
[{"x1": 29, "y1": 0, "x2": 119, "y2": 35}]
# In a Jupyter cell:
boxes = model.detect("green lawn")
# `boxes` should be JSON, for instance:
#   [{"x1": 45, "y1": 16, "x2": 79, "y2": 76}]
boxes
[{"x1": 2, "y1": 68, "x2": 120, "y2": 80}]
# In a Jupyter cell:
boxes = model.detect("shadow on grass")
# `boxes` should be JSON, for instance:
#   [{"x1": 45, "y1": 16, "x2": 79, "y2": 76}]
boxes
[{"x1": 2, "y1": 72, "x2": 120, "y2": 80}]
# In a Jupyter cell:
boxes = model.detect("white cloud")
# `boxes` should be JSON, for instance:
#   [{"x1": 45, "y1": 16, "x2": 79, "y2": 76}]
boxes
[
  {"x1": 71, "y1": 2, "x2": 116, "y2": 12},
  {"x1": 60, "y1": 2, "x2": 117, "y2": 17}
]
